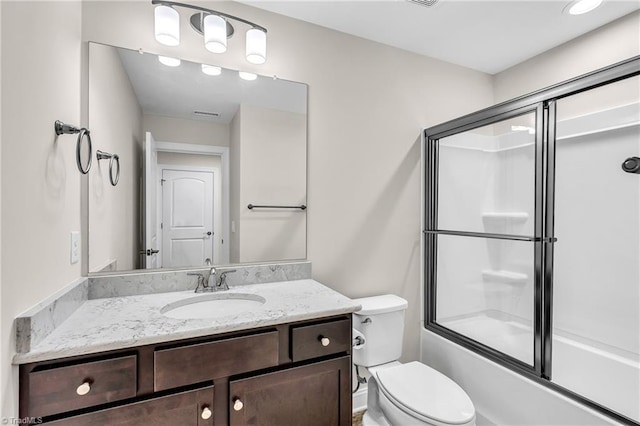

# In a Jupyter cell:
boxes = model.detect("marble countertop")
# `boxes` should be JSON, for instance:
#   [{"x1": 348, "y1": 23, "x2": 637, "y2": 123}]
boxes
[{"x1": 13, "y1": 279, "x2": 360, "y2": 364}]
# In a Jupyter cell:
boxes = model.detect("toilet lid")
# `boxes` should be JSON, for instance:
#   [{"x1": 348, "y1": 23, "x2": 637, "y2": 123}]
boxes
[{"x1": 376, "y1": 362, "x2": 475, "y2": 425}]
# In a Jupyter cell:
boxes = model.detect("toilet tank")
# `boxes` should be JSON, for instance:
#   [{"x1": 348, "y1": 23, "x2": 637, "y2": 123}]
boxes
[{"x1": 352, "y1": 294, "x2": 408, "y2": 367}]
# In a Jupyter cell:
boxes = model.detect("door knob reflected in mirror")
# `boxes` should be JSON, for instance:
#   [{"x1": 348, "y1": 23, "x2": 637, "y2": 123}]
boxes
[{"x1": 139, "y1": 249, "x2": 160, "y2": 256}]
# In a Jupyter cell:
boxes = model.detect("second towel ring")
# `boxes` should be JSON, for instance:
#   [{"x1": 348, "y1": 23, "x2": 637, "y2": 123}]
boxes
[
  {"x1": 96, "y1": 150, "x2": 120, "y2": 186},
  {"x1": 55, "y1": 120, "x2": 93, "y2": 174}
]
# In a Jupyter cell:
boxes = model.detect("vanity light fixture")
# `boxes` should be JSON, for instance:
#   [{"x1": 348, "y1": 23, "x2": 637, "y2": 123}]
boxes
[
  {"x1": 154, "y1": 4, "x2": 180, "y2": 46},
  {"x1": 158, "y1": 55, "x2": 181, "y2": 67},
  {"x1": 246, "y1": 28, "x2": 266, "y2": 64},
  {"x1": 565, "y1": 0, "x2": 603, "y2": 15},
  {"x1": 201, "y1": 64, "x2": 222, "y2": 76},
  {"x1": 239, "y1": 71, "x2": 258, "y2": 81},
  {"x1": 152, "y1": 1, "x2": 268, "y2": 64}
]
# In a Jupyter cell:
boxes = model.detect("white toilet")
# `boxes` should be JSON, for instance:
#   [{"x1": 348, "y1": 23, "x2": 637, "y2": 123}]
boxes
[{"x1": 353, "y1": 295, "x2": 476, "y2": 426}]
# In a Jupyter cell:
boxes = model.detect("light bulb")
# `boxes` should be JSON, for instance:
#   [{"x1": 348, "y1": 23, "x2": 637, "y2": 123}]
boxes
[
  {"x1": 239, "y1": 71, "x2": 257, "y2": 81},
  {"x1": 158, "y1": 56, "x2": 181, "y2": 67},
  {"x1": 202, "y1": 64, "x2": 222, "y2": 76},
  {"x1": 246, "y1": 28, "x2": 266, "y2": 65},
  {"x1": 204, "y1": 15, "x2": 227, "y2": 53},
  {"x1": 154, "y1": 5, "x2": 180, "y2": 47}
]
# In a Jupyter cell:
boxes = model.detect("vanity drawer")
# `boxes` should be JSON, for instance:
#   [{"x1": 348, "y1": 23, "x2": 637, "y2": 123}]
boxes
[
  {"x1": 27, "y1": 355, "x2": 137, "y2": 418},
  {"x1": 48, "y1": 385, "x2": 214, "y2": 426},
  {"x1": 291, "y1": 318, "x2": 351, "y2": 362},
  {"x1": 155, "y1": 330, "x2": 279, "y2": 391}
]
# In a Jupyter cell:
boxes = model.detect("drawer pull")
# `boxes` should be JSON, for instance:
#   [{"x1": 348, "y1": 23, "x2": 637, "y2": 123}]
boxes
[
  {"x1": 319, "y1": 336, "x2": 331, "y2": 347},
  {"x1": 76, "y1": 381, "x2": 91, "y2": 396},
  {"x1": 233, "y1": 397, "x2": 244, "y2": 411},
  {"x1": 201, "y1": 406, "x2": 213, "y2": 420}
]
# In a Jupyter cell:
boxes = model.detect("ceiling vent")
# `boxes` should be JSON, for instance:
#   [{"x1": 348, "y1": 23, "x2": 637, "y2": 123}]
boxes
[
  {"x1": 193, "y1": 111, "x2": 220, "y2": 117},
  {"x1": 407, "y1": 0, "x2": 439, "y2": 7}
]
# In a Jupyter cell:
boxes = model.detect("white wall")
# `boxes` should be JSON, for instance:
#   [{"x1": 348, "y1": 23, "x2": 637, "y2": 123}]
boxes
[
  {"x1": 88, "y1": 42, "x2": 143, "y2": 272},
  {"x1": 233, "y1": 104, "x2": 307, "y2": 263},
  {"x1": 143, "y1": 114, "x2": 229, "y2": 147},
  {"x1": 493, "y1": 11, "x2": 640, "y2": 102},
  {"x1": 1, "y1": 1, "x2": 83, "y2": 417}
]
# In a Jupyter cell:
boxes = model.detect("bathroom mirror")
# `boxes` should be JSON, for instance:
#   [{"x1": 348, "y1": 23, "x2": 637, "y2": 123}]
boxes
[{"x1": 87, "y1": 42, "x2": 307, "y2": 273}]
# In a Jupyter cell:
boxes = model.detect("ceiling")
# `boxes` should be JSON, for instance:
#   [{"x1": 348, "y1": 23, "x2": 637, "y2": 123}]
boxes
[
  {"x1": 240, "y1": 0, "x2": 640, "y2": 74},
  {"x1": 117, "y1": 46, "x2": 307, "y2": 124}
]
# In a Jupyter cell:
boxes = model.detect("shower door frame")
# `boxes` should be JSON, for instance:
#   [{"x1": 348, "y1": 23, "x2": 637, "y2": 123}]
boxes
[{"x1": 423, "y1": 55, "x2": 640, "y2": 425}]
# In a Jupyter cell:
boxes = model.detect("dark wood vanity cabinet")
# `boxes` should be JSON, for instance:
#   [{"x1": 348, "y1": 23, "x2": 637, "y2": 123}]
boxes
[
  {"x1": 229, "y1": 356, "x2": 351, "y2": 426},
  {"x1": 19, "y1": 315, "x2": 352, "y2": 425}
]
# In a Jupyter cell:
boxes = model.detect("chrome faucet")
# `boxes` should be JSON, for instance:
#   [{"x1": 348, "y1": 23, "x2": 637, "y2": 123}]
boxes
[
  {"x1": 215, "y1": 270, "x2": 237, "y2": 291},
  {"x1": 188, "y1": 267, "x2": 216, "y2": 293}
]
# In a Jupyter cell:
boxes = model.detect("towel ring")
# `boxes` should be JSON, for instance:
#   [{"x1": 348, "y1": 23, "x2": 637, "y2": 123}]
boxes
[
  {"x1": 55, "y1": 120, "x2": 93, "y2": 174},
  {"x1": 96, "y1": 150, "x2": 120, "y2": 186}
]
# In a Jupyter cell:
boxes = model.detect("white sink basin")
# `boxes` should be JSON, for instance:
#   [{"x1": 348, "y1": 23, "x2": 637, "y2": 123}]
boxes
[{"x1": 161, "y1": 293, "x2": 266, "y2": 320}]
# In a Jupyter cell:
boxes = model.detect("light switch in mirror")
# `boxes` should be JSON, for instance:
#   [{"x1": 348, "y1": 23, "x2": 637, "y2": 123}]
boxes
[{"x1": 88, "y1": 42, "x2": 307, "y2": 274}]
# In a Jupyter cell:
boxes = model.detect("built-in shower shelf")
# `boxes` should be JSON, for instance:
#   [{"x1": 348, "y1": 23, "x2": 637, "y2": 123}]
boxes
[
  {"x1": 482, "y1": 269, "x2": 528, "y2": 284},
  {"x1": 482, "y1": 212, "x2": 529, "y2": 221}
]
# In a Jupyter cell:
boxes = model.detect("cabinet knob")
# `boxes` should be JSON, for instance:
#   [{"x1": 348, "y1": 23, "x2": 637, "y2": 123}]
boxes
[
  {"x1": 319, "y1": 336, "x2": 331, "y2": 347},
  {"x1": 233, "y1": 398, "x2": 244, "y2": 411},
  {"x1": 201, "y1": 406, "x2": 212, "y2": 420},
  {"x1": 76, "y1": 381, "x2": 91, "y2": 396}
]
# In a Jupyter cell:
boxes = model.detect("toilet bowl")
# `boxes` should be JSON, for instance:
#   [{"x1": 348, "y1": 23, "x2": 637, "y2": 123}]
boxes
[
  {"x1": 353, "y1": 295, "x2": 476, "y2": 426},
  {"x1": 365, "y1": 361, "x2": 475, "y2": 426}
]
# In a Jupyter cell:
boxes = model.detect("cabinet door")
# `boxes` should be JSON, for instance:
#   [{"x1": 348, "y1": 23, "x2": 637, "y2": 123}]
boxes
[
  {"x1": 229, "y1": 356, "x2": 351, "y2": 426},
  {"x1": 48, "y1": 386, "x2": 214, "y2": 426}
]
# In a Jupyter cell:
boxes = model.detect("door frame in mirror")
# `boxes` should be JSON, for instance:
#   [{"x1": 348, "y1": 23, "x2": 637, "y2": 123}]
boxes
[{"x1": 142, "y1": 140, "x2": 230, "y2": 273}]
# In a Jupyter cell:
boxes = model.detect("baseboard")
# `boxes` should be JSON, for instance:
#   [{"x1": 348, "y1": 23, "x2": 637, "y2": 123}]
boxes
[{"x1": 353, "y1": 388, "x2": 368, "y2": 413}]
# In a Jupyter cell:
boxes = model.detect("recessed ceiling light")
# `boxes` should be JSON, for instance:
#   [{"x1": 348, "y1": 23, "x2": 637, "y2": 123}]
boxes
[
  {"x1": 565, "y1": 0, "x2": 603, "y2": 15},
  {"x1": 158, "y1": 56, "x2": 181, "y2": 67}
]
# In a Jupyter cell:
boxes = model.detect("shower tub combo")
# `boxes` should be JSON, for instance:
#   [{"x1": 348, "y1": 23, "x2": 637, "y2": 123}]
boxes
[{"x1": 422, "y1": 57, "x2": 640, "y2": 425}]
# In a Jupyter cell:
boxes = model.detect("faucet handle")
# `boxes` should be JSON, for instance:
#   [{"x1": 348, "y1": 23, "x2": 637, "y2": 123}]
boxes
[
  {"x1": 219, "y1": 269, "x2": 237, "y2": 278},
  {"x1": 188, "y1": 273, "x2": 206, "y2": 293},
  {"x1": 218, "y1": 269, "x2": 237, "y2": 290}
]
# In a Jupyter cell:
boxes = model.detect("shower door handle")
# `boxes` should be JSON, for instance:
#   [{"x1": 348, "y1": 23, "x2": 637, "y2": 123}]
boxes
[{"x1": 622, "y1": 157, "x2": 640, "y2": 174}]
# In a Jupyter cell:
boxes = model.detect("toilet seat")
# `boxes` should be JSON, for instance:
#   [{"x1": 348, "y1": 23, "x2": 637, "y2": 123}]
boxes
[{"x1": 375, "y1": 361, "x2": 475, "y2": 425}]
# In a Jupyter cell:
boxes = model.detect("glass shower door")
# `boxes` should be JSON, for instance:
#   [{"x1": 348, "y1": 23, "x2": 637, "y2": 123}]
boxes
[
  {"x1": 427, "y1": 109, "x2": 541, "y2": 368},
  {"x1": 424, "y1": 57, "x2": 640, "y2": 423},
  {"x1": 552, "y1": 75, "x2": 640, "y2": 423}
]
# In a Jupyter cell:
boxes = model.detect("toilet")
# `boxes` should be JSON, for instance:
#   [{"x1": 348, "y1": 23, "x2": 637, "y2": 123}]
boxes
[{"x1": 353, "y1": 295, "x2": 476, "y2": 426}]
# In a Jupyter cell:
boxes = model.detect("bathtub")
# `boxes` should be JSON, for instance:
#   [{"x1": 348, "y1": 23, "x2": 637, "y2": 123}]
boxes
[
  {"x1": 552, "y1": 330, "x2": 639, "y2": 422},
  {"x1": 424, "y1": 314, "x2": 639, "y2": 425}
]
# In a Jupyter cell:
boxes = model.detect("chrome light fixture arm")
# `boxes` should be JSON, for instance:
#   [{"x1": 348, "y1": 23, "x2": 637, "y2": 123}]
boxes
[{"x1": 151, "y1": 0, "x2": 267, "y2": 33}]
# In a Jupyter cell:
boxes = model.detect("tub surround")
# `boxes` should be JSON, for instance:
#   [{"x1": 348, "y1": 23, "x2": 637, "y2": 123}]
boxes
[{"x1": 14, "y1": 261, "x2": 317, "y2": 360}]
